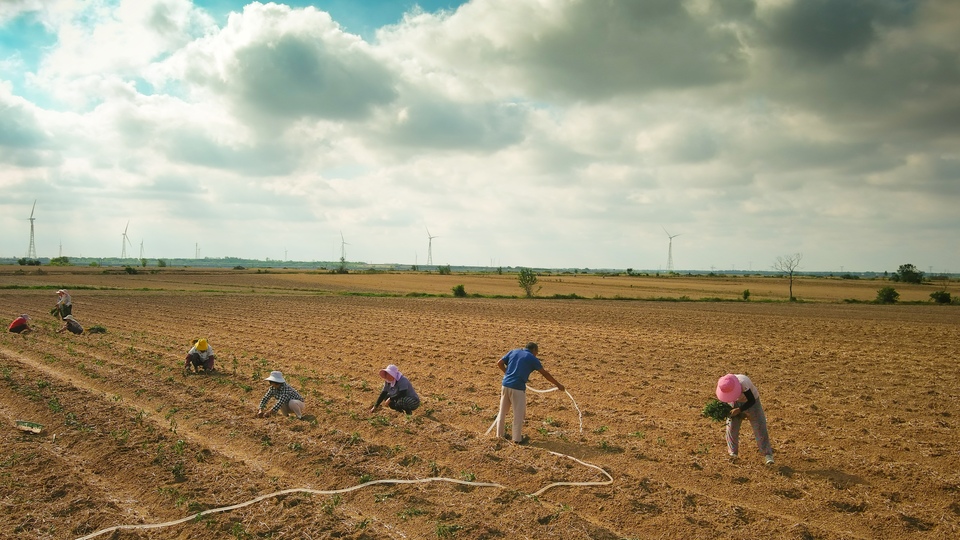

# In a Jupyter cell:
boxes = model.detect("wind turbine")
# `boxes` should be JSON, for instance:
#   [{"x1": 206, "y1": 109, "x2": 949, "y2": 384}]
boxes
[
  {"x1": 120, "y1": 221, "x2": 132, "y2": 259},
  {"x1": 25, "y1": 200, "x2": 37, "y2": 258},
  {"x1": 339, "y1": 231, "x2": 350, "y2": 262},
  {"x1": 139, "y1": 240, "x2": 144, "y2": 260},
  {"x1": 426, "y1": 227, "x2": 438, "y2": 266},
  {"x1": 663, "y1": 226, "x2": 680, "y2": 272}
]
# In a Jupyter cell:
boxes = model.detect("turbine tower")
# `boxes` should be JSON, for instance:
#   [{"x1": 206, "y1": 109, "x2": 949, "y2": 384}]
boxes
[
  {"x1": 26, "y1": 200, "x2": 37, "y2": 259},
  {"x1": 120, "y1": 221, "x2": 132, "y2": 259},
  {"x1": 426, "y1": 227, "x2": 438, "y2": 266},
  {"x1": 339, "y1": 231, "x2": 350, "y2": 261},
  {"x1": 663, "y1": 227, "x2": 680, "y2": 272},
  {"x1": 139, "y1": 240, "x2": 144, "y2": 260}
]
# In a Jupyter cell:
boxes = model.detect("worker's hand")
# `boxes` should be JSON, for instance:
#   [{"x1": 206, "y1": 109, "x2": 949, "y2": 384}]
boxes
[
  {"x1": 256, "y1": 409, "x2": 264, "y2": 418},
  {"x1": 555, "y1": 384, "x2": 565, "y2": 392},
  {"x1": 729, "y1": 408, "x2": 740, "y2": 417},
  {"x1": 369, "y1": 406, "x2": 378, "y2": 414}
]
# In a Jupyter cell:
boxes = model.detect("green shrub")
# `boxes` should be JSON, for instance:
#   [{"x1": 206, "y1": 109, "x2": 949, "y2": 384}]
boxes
[
  {"x1": 930, "y1": 290, "x2": 951, "y2": 304},
  {"x1": 876, "y1": 286, "x2": 899, "y2": 304},
  {"x1": 892, "y1": 263, "x2": 923, "y2": 284},
  {"x1": 518, "y1": 268, "x2": 540, "y2": 298},
  {"x1": 451, "y1": 284, "x2": 467, "y2": 297}
]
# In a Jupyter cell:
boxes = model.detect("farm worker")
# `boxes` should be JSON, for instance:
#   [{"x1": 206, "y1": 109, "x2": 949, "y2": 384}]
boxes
[
  {"x1": 716, "y1": 373, "x2": 774, "y2": 465},
  {"x1": 57, "y1": 314, "x2": 83, "y2": 335},
  {"x1": 257, "y1": 371, "x2": 306, "y2": 419},
  {"x1": 8, "y1": 314, "x2": 32, "y2": 334},
  {"x1": 55, "y1": 289, "x2": 72, "y2": 319},
  {"x1": 184, "y1": 338, "x2": 216, "y2": 373},
  {"x1": 495, "y1": 342, "x2": 564, "y2": 444},
  {"x1": 369, "y1": 364, "x2": 420, "y2": 414}
]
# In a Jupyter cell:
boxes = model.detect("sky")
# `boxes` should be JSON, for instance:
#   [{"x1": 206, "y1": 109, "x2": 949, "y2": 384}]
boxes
[{"x1": 0, "y1": 0, "x2": 958, "y2": 273}]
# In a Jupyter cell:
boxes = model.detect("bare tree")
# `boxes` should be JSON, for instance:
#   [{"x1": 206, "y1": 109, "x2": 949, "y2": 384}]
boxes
[{"x1": 773, "y1": 253, "x2": 803, "y2": 301}]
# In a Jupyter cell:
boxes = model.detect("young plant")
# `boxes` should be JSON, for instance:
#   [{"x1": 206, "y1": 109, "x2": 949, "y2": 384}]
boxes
[
  {"x1": 321, "y1": 494, "x2": 342, "y2": 515},
  {"x1": 701, "y1": 398, "x2": 732, "y2": 422},
  {"x1": 436, "y1": 521, "x2": 462, "y2": 538}
]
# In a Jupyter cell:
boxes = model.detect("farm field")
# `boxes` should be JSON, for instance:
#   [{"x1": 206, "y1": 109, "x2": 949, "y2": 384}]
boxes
[{"x1": 1, "y1": 268, "x2": 958, "y2": 539}]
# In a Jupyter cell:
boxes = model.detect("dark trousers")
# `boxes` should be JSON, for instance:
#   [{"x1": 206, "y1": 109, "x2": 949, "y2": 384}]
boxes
[
  {"x1": 388, "y1": 396, "x2": 420, "y2": 414},
  {"x1": 185, "y1": 353, "x2": 215, "y2": 371}
]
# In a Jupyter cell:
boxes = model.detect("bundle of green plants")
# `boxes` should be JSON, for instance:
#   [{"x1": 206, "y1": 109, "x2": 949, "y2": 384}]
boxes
[
  {"x1": 49, "y1": 306, "x2": 60, "y2": 317},
  {"x1": 87, "y1": 325, "x2": 107, "y2": 334},
  {"x1": 701, "y1": 398, "x2": 732, "y2": 422}
]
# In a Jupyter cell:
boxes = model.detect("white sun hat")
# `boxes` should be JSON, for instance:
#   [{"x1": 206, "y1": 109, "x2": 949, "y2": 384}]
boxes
[{"x1": 265, "y1": 371, "x2": 286, "y2": 384}]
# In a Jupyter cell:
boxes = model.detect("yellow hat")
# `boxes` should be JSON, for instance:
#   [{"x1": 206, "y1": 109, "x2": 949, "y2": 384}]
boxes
[{"x1": 197, "y1": 339, "x2": 208, "y2": 351}]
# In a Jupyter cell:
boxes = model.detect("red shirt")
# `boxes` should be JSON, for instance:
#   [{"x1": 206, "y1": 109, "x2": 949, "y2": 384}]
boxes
[{"x1": 8, "y1": 317, "x2": 28, "y2": 331}]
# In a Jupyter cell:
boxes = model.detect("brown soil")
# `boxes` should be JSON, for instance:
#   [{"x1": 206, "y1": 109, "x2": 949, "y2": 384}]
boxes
[{"x1": 1, "y1": 269, "x2": 958, "y2": 539}]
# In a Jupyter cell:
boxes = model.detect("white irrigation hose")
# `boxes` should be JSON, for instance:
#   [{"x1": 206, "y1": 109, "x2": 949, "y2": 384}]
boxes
[
  {"x1": 484, "y1": 386, "x2": 583, "y2": 436},
  {"x1": 77, "y1": 387, "x2": 611, "y2": 540},
  {"x1": 77, "y1": 460, "x2": 612, "y2": 539}
]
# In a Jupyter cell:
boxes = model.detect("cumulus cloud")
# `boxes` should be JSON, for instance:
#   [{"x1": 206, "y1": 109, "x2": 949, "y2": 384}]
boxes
[
  {"x1": 152, "y1": 2, "x2": 398, "y2": 133},
  {"x1": 27, "y1": 0, "x2": 215, "y2": 107},
  {"x1": 0, "y1": 0, "x2": 958, "y2": 271},
  {"x1": 377, "y1": 0, "x2": 749, "y2": 102}
]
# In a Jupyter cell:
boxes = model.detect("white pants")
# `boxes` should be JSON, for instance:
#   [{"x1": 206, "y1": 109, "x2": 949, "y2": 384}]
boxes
[
  {"x1": 281, "y1": 399, "x2": 305, "y2": 419},
  {"x1": 496, "y1": 386, "x2": 527, "y2": 442}
]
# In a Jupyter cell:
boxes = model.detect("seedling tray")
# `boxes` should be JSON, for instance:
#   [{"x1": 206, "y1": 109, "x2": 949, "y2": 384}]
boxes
[{"x1": 15, "y1": 420, "x2": 43, "y2": 434}]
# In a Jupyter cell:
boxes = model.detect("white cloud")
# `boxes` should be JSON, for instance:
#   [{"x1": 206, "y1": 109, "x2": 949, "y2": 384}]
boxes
[
  {"x1": 27, "y1": 0, "x2": 215, "y2": 108},
  {"x1": 0, "y1": 0, "x2": 958, "y2": 273}
]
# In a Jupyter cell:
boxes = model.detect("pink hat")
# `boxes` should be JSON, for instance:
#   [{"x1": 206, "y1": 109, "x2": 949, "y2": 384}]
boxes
[
  {"x1": 379, "y1": 364, "x2": 402, "y2": 387},
  {"x1": 716, "y1": 374, "x2": 742, "y2": 402}
]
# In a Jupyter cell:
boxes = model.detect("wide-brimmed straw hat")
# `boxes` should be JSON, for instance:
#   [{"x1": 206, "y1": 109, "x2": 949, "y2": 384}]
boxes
[
  {"x1": 265, "y1": 371, "x2": 285, "y2": 384},
  {"x1": 715, "y1": 374, "x2": 742, "y2": 402}
]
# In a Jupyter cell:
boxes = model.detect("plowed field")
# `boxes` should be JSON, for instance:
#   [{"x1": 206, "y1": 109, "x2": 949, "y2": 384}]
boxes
[{"x1": 1, "y1": 268, "x2": 958, "y2": 539}]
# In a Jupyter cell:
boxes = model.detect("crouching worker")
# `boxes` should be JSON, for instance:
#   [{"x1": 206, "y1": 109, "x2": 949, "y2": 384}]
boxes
[
  {"x1": 369, "y1": 364, "x2": 420, "y2": 414},
  {"x1": 57, "y1": 314, "x2": 83, "y2": 335},
  {"x1": 8, "y1": 314, "x2": 32, "y2": 334},
  {"x1": 184, "y1": 338, "x2": 216, "y2": 374},
  {"x1": 257, "y1": 371, "x2": 305, "y2": 419}
]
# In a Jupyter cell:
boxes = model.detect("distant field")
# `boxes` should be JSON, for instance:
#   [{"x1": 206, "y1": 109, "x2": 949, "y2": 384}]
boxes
[{"x1": 0, "y1": 265, "x2": 948, "y2": 302}]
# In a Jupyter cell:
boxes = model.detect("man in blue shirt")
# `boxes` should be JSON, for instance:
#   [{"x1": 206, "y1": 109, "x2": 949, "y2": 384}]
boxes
[{"x1": 496, "y1": 342, "x2": 564, "y2": 444}]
